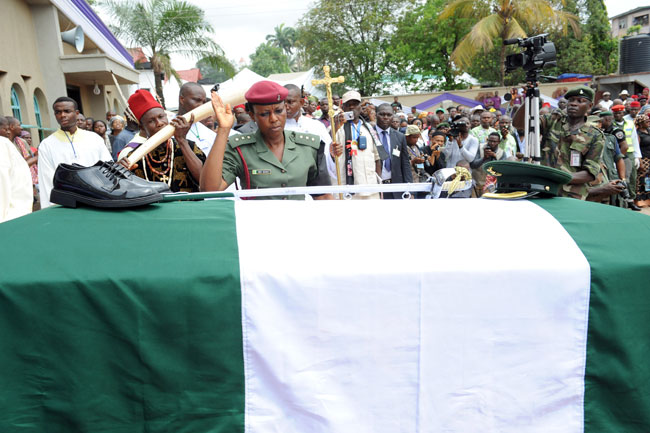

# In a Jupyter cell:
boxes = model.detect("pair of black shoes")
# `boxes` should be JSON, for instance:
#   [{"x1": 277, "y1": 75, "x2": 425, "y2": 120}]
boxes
[{"x1": 50, "y1": 161, "x2": 170, "y2": 208}]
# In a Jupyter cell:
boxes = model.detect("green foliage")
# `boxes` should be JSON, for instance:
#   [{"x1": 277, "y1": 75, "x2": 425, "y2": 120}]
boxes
[
  {"x1": 249, "y1": 43, "x2": 291, "y2": 77},
  {"x1": 100, "y1": 0, "x2": 232, "y2": 108},
  {"x1": 469, "y1": 44, "x2": 525, "y2": 86},
  {"x1": 387, "y1": 0, "x2": 472, "y2": 91},
  {"x1": 196, "y1": 57, "x2": 233, "y2": 84},
  {"x1": 585, "y1": 0, "x2": 618, "y2": 74},
  {"x1": 266, "y1": 24, "x2": 297, "y2": 56},
  {"x1": 545, "y1": 0, "x2": 617, "y2": 76},
  {"x1": 627, "y1": 25, "x2": 642, "y2": 35},
  {"x1": 296, "y1": 0, "x2": 414, "y2": 96},
  {"x1": 439, "y1": 0, "x2": 579, "y2": 85}
]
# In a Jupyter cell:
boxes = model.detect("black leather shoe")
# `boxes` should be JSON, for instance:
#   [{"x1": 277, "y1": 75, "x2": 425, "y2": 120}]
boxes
[
  {"x1": 628, "y1": 202, "x2": 642, "y2": 211},
  {"x1": 72, "y1": 161, "x2": 171, "y2": 193},
  {"x1": 50, "y1": 161, "x2": 163, "y2": 208}
]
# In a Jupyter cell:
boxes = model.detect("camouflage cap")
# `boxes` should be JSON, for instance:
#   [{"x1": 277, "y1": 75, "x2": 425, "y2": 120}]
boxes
[
  {"x1": 482, "y1": 160, "x2": 573, "y2": 199},
  {"x1": 405, "y1": 125, "x2": 421, "y2": 136},
  {"x1": 564, "y1": 86, "x2": 595, "y2": 102}
]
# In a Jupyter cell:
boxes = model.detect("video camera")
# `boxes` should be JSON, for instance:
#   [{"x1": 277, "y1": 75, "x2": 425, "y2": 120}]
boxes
[
  {"x1": 448, "y1": 120, "x2": 466, "y2": 137},
  {"x1": 504, "y1": 33, "x2": 556, "y2": 73}
]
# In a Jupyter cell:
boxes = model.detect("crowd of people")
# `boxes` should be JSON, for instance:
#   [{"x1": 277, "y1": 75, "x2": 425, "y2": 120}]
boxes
[{"x1": 2, "y1": 81, "x2": 650, "y2": 221}]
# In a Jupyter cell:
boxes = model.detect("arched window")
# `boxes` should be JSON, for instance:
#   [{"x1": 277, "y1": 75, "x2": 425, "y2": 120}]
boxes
[
  {"x1": 33, "y1": 95, "x2": 43, "y2": 141},
  {"x1": 10, "y1": 87, "x2": 22, "y2": 122}
]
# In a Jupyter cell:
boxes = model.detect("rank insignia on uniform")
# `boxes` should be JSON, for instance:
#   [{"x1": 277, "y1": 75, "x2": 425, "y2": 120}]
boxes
[
  {"x1": 251, "y1": 169, "x2": 271, "y2": 175},
  {"x1": 486, "y1": 167, "x2": 502, "y2": 177}
]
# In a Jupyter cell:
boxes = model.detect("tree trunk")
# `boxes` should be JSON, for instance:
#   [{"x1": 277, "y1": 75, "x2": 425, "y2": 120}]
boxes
[
  {"x1": 152, "y1": 55, "x2": 166, "y2": 109},
  {"x1": 500, "y1": 43, "x2": 506, "y2": 86}
]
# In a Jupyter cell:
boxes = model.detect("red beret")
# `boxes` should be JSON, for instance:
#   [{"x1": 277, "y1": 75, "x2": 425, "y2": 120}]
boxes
[
  {"x1": 233, "y1": 104, "x2": 246, "y2": 111},
  {"x1": 630, "y1": 101, "x2": 641, "y2": 108},
  {"x1": 631, "y1": 94, "x2": 639, "y2": 99},
  {"x1": 611, "y1": 104, "x2": 625, "y2": 112},
  {"x1": 542, "y1": 102, "x2": 551, "y2": 108},
  {"x1": 128, "y1": 90, "x2": 163, "y2": 121},
  {"x1": 245, "y1": 81, "x2": 288, "y2": 105}
]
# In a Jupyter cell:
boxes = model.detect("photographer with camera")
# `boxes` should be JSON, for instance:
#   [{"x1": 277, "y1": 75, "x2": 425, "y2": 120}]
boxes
[
  {"x1": 441, "y1": 117, "x2": 479, "y2": 169},
  {"x1": 471, "y1": 132, "x2": 506, "y2": 195},
  {"x1": 405, "y1": 125, "x2": 427, "y2": 183},
  {"x1": 497, "y1": 115, "x2": 520, "y2": 159},
  {"x1": 423, "y1": 131, "x2": 446, "y2": 176}
]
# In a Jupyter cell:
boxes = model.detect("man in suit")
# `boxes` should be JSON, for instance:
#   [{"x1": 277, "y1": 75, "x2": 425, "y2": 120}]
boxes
[{"x1": 375, "y1": 103, "x2": 413, "y2": 199}]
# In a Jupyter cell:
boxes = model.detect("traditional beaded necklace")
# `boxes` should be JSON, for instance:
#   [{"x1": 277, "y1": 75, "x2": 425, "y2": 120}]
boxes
[{"x1": 142, "y1": 139, "x2": 174, "y2": 186}]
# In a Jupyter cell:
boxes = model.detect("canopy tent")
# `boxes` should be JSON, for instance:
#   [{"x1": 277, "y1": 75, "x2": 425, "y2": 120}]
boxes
[
  {"x1": 200, "y1": 67, "x2": 323, "y2": 103},
  {"x1": 268, "y1": 68, "x2": 323, "y2": 98},
  {"x1": 413, "y1": 92, "x2": 484, "y2": 112},
  {"x1": 413, "y1": 91, "x2": 558, "y2": 114},
  {"x1": 200, "y1": 68, "x2": 266, "y2": 103}
]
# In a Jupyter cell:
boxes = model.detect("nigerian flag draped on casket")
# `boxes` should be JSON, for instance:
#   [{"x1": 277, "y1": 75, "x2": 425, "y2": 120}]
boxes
[{"x1": 0, "y1": 198, "x2": 649, "y2": 433}]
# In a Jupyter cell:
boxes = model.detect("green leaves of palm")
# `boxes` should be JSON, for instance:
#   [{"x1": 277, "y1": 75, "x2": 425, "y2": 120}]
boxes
[
  {"x1": 266, "y1": 23, "x2": 297, "y2": 56},
  {"x1": 101, "y1": 0, "x2": 234, "y2": 106},
  {"x1": 440, "y1": 0, "x2": 579, "y2": 81}
]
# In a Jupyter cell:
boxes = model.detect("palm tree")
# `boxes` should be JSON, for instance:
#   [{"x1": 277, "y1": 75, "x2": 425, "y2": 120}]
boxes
[
  {"x1": 101, "y1": 0, "x2": 234, "y2": 108},
  {"x1": 440, "y1": 0, "x2": 579, "y2": 85},
  {"x1": 266, "y1": 24, "x2": 297, "y2": 56}
]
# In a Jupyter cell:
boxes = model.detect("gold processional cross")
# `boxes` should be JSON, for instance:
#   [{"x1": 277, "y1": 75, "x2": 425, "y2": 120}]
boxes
[{"x1": 312, "y1": 66, "x2": 345, "y2": 197}]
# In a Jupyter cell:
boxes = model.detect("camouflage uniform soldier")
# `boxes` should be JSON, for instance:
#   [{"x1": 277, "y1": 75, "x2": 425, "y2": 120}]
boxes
[{"x1": 516, "y1": 86, "x2": 604, "y2": 200}]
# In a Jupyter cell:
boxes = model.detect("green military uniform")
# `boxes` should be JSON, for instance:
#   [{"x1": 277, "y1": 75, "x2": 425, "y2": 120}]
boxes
[
  {"x1": 540, "y1": 107, "x2": 604, "y2": 200},
  {"x1": 222, "y1": 128, "x2": 330, "y2": 200},
  {"x1": 613, "y1": 118, "x2": 638, "y2": 201}
]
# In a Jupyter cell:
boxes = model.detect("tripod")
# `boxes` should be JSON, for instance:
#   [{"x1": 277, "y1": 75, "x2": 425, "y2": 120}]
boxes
[{"x1": 522, "y1": 70, "x2": 542, "y2": 164}]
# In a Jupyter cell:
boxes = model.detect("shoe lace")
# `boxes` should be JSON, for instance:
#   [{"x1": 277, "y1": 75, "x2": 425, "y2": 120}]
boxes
[{"x1": 99, "y1": 161, "x2": 129, "y2": 185}]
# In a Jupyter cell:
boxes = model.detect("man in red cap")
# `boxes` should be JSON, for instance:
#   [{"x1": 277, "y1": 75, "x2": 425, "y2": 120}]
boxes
[
  {"x1": 201, "y1": 81, "x2": 332, "y2": 199},
  {"x1": 612, "y1": 103, "x2": 642, "y2": 209},
  {"x1": 120, "y1": 89, "x2": 205, "y2": 192}
]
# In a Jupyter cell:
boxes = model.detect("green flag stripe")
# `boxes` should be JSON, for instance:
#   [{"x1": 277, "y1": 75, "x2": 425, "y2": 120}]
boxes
[
  {"x1": 535, "y1": 198, "x2": 650, "y2": 432},
  {"x1": 0, "y1": 201, "x2": 245, "y2": 433}
]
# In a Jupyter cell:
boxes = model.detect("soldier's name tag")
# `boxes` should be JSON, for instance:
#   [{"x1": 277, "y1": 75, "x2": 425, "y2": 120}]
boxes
[
  {"x1": 570, "y1": 150, "x2": 581, "y2": 167},
  {"x1": 392, "y1": 148, "x2": 401, "y2": 157},
  {"x1": 251, "y1": 169, "x2": 271, "y2": 175}
]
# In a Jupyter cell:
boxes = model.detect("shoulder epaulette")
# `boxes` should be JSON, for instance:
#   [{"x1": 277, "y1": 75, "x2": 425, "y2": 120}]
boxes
[
  {"x1": 288, "y1": 130, "x2": 320, "y2": 149},
  {"x1": 229, "y1": 133, "x2": 256, "y2": 148}
]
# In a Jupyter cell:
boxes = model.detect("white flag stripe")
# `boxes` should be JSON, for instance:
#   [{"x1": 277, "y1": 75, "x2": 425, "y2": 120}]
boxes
[{"x1": 235, "y1": 199, "x2": 590, "y2": 433}]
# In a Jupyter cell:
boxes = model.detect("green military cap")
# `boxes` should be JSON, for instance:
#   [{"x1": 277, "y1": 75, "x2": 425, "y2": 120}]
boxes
[
  {"x1": 599, "y1": 111, "x2": 613, "y2": 117},
  {"x1": 482, "y1": 160, "x2": 572, "y2": 199},
  {"x1": 586, "y1": 114, "x2": 601, "y2": 125},
  {"x1": 435, "y1": 108, "x2": 446, "y2": 113},
  {"x1": 438, "y1": 122, "x2": 450, "y2": 128},
  {"x1": 564, "y1": 86, "x2": 595, "y2": 102}
]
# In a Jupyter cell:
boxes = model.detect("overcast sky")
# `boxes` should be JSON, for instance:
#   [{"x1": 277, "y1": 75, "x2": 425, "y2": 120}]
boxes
[{"x1": 169, "y1": 0, "x2": 640, "y2": 70}]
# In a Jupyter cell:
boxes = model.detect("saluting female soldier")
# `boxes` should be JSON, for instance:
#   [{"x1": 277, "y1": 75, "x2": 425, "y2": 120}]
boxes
[{"x1": 201, "y1": 81, "x2": 337, "y2": 199}]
